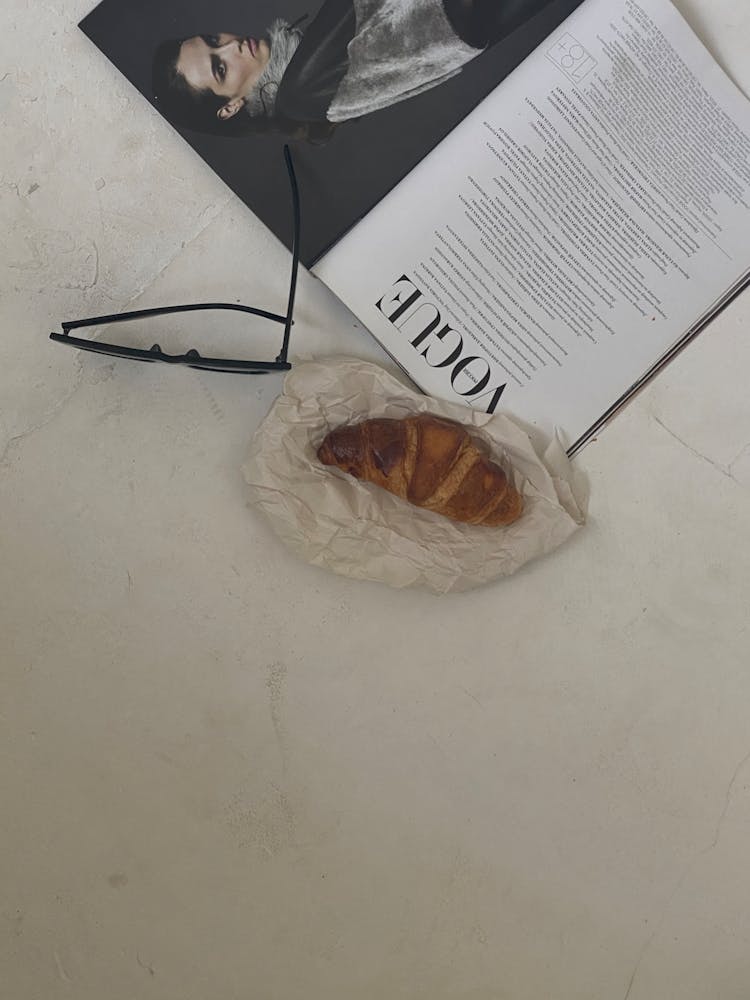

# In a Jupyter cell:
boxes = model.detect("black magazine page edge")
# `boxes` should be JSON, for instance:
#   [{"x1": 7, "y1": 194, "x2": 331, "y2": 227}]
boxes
[
  {"x1": 354, "y1": 272, "x2": 750, "y2": 461},
  {"x1": 567, "y1": 271, "x2": 750, "y2": 458}
]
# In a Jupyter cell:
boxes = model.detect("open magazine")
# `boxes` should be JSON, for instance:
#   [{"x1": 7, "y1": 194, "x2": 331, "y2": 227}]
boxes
[{"x1": 81, "y1": 0, "x2": 750, "y2": 453}]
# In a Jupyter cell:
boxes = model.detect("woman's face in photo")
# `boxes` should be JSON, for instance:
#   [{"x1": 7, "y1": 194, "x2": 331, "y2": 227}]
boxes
[{"x1": 177, "y1": 34, "x2": 271, "y2": 117}]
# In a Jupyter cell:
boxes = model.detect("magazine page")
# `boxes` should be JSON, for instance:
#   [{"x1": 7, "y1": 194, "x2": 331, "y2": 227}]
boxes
[
  {"x1": 315, "y1": 0, "x2": 750, "y2": 448},
  {"x1": 80, "y1": 0, "x2": 584, "y2": 266}
]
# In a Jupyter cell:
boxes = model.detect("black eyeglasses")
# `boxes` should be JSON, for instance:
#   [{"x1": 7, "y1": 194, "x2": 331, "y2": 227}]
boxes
[{"x1": 49, "y1": 145, "x2": 301, "y2": 374}]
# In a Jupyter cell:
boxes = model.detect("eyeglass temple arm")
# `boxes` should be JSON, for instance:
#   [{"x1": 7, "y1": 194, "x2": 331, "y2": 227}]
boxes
[
  {"x1": 278, "y1": 144, "x2": 300, "y2": 365},
  {"x1": 60, "y1": 301, "x2": 288, "y2": 334}
]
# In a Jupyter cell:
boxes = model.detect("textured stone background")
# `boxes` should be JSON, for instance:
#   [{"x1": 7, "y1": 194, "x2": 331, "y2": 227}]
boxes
[{"x1": 2, "y1": 1, "x2": 750, "y2": 997}]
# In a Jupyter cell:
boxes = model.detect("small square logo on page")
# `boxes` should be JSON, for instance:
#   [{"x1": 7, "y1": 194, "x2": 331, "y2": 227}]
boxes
[{"x1": 546, "y1": 33, "x2": 597, "y2": 83}]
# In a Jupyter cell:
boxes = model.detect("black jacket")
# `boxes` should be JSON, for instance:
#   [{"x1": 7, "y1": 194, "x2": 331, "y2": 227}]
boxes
[{"x1": 277, "y1": 0, "x2": 357, "y2": 123}]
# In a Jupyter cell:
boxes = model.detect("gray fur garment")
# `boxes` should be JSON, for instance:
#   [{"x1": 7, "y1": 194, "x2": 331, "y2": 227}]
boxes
[
  {"x1": 327, "y1": 0, "x2": 480, "y2": 122},
  {"x1": 245, "y1": 2, "x2": 479, "y2": 123}
]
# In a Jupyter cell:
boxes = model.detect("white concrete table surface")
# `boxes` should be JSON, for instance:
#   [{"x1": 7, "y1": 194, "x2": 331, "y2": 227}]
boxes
[{"x1": 2, "y1": 2, "x2": 749, "y2": 997}]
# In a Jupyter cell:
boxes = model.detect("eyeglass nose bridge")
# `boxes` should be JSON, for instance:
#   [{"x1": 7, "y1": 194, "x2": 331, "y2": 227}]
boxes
[{"x1": 48, "y1": 329, "x2": 294, "y2": 372}]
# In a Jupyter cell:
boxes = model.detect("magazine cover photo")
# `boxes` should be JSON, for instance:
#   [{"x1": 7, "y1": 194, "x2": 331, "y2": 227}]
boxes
[{"x1": 81, "y1": 0, "x2": 583, "y2": 263}]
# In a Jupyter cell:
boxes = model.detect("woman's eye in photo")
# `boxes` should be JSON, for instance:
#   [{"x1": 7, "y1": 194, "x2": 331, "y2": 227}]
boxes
[{"x1": 201, "y1": 34, "x2": 221, "y2": 48}]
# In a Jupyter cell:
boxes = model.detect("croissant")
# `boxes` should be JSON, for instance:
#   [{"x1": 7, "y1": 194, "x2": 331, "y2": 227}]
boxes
[{"x1": 317, "y1": 414, "x2": 523, "y2": 527}]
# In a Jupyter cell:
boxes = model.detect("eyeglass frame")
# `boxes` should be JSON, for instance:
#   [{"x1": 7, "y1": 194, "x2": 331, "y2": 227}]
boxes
[{"x1": 49, "y1": 145, "x2": 301, "y2": 375}]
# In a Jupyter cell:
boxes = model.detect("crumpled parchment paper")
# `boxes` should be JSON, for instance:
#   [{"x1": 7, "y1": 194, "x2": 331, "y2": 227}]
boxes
[{"x1": 243, "y1": 357, "x2": 587, "y2": 594}]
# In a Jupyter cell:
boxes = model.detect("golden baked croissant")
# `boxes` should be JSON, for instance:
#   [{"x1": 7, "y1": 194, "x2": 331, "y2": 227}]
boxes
[{"x1": 317, "y1": 413, "x2": 523, "y2": 527}]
